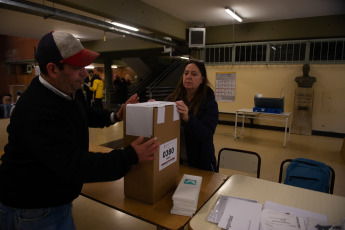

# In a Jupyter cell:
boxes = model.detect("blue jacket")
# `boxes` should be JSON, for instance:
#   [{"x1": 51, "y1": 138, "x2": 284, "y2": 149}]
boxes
[{"x1": 182, "y1": 87, "x2": 219, "y2": 172}]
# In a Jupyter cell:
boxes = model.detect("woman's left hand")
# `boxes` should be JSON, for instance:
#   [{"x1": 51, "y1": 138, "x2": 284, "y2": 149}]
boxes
[{"x1": 175, "y1": 100, "x2": 189, "y2": 122}]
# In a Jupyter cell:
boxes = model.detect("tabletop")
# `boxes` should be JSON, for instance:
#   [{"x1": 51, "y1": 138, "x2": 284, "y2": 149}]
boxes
[
  {"x1": 236, "y1": 108, "x2": 291, "y2": 117},
  {"x1": 189, "y1": 174, "x2": 345, "y2": 230},
  {"x1": 83, "y1": 144, "x2": 228, "y2": 230}
]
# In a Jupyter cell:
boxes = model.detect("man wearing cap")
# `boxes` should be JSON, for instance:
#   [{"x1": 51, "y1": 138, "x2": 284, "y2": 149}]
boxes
[{"x1": 0, "y1": 31, "x2": 159, "y2": 230}]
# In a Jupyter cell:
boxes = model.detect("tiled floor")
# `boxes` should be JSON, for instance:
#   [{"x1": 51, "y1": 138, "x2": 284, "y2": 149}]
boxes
[{"x1": 72, "y1": 122, "x2": 345, "y2": 230}]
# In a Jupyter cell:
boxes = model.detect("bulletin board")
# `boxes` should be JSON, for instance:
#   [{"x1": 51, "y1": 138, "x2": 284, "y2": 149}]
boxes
[{"x1": 215, "y1": 72, "x2": 236, "y2": 102}]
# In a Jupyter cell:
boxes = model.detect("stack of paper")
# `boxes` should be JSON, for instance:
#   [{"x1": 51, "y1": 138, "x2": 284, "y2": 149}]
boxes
[{"x1": 170, "y1": 174, "x2": 202, "y2": 217}]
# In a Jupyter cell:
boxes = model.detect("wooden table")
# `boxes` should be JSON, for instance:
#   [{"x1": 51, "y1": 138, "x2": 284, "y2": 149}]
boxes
[
  {"x1": 82, "y1": 144, "x2": 228, "y2": 230},
  {"x1": 189, "y1": 174, "x2": 345, "y2": 230}
]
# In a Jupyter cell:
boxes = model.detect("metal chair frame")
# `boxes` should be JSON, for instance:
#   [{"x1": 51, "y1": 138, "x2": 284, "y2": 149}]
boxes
[{"x1": 217, "y1": 148, "x2": 261, "y2": 178}]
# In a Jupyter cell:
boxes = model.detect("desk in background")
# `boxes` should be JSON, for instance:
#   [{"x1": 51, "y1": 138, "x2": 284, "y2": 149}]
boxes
[
  {"x1": 82, "y1": 144, "x2": 228, "y2": 230},
  {"x1": 234, "y1": 109, "x2": 292, "y2": 147},
  {"x1": 189, "y1": 174, "x2": 345, "y2": 230}
]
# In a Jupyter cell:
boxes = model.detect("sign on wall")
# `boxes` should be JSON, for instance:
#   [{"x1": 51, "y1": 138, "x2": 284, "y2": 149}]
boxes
[{"x1": 215, "y1": 72, "x2": 236, "y2": 102}]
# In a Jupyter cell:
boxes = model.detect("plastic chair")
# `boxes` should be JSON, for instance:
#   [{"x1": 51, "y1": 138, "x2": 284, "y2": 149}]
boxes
[
  {"x1": 217, "y1": 148, "x2": 261, "y2": 178},
  {"x1": 278, "y1": 159, "x2": 335, "y2": 194}
]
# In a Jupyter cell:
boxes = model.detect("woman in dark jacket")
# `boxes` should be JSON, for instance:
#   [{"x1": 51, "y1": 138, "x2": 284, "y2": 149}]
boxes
[{"x1": 167, "y1": 60, "x2": 219, "y2": 172}]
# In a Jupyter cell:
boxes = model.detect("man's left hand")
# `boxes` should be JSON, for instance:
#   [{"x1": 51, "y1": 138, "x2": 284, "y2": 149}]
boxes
[{"x1": 116, "y1": 93, "x2": 139, "y2": 121}]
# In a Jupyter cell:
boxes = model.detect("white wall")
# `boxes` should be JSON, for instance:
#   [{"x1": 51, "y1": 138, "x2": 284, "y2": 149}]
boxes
[{"x1": 206, "y1": 64, "x2": 345, "y2": 133}]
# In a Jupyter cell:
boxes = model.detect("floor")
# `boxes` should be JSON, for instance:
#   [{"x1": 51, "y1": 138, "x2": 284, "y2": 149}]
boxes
[{"x1": 72, "y1": 122, "x2": 345, "y2": 230}]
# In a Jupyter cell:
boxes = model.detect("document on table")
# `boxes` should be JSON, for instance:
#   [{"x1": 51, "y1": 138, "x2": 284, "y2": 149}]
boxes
[
  {"x1": 217, "y1": 198, "x2": 262, "y2": 230},
  {"x1": 207, "y1": 195, "x2": 258, "y2": 224},
  {"x1": 263, "y1": 201, "x2": 327, "y2": 221},
  {"x1": 260, "y1": 201, "x2": 342, "y2": 230},
  {"x1": 260, "y1": 208, "x2": 306, "y2": 230}
]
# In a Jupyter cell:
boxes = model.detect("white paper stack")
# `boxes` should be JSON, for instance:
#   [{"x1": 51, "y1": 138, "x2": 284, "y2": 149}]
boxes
[{"x1": 171, "y1": 174, "x2": 202, "y2": 217}]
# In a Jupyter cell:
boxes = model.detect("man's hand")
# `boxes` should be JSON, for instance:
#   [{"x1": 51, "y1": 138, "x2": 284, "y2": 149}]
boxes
[
  {"x1": 131, "y1": 136, "x2": 159, "y2": 163},
  {"x1": 116, "y1": 93, "x2": 139, "y2": 121}
]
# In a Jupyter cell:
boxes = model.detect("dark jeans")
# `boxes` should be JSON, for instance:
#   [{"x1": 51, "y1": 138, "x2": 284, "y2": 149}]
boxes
[{"x1": 0, "y1": 202, "x2": 75, "y2": 230}]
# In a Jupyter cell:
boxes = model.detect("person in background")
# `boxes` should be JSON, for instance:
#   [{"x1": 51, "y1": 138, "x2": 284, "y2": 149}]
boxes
[
  {"x1": 9, "y1": 90, "x2": 22, "y2": 117},
  {"x1": 89, "y1": 73, "x2": 104, "y2": 110},
  {"x1": 0, "y1": 31, "x2": 159, "y2": 230},
  {"x1": 2, "y1": 94, "x2": 12, "y2": 118},
  {"x1": 83, "y1": 70, "x2": 95, "y2": 107},
  {"x1": 16, "y1": 90, "x2": 22, "y2": 102},
  {"x1": 167, "y1": 59, "x2": 219, "y2": 172}
]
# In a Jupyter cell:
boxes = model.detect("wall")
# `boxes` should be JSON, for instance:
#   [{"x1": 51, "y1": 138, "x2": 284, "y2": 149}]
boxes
[
  {"x1": 206, "y1": 64, "x2": 345, "y2": 133},
  {"x1": 0, "y1": 35, "x2": 38, "y2": 98},
  {"x1": 206, "y1": 15, "x2": 345, "y2": 44}
]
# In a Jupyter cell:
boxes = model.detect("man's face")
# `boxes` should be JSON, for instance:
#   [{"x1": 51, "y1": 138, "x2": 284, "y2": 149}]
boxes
[{"x1": 56, "y1": 63, "x2": 88, "y2": 96}]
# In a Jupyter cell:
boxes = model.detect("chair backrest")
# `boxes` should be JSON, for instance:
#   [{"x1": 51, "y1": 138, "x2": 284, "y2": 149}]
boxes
[
  {"x1": 217, "y1": 148, "x2": 261, "y2": 178},
  {"x1": 278, "y1": 158, "x2": 335, "y2": 194}
]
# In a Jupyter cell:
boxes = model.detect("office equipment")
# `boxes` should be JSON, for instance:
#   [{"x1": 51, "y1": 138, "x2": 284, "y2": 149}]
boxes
[
  {"x1": 189, "y1": 175, "x2": 345, "y2": 230},
  {"x1": 188, "y1": 28, "x2": 206, "y2": 48},
  {"x1": 278, "y1": 158, "x2": 335, "y2": 194},
  {"x1": 234, "y1": 109, "x2": 292, "y2": 147},
  {"x1": 254, "y1": 96, "x2": 284, "y2": 113},
  {"x1": 217, "y1": 148, "x2": 261, "y2": 178}
]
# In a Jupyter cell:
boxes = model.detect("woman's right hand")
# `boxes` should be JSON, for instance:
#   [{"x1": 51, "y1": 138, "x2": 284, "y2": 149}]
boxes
[{"x1": 175, "y1": 100, "x2": 189, "y2": 122}]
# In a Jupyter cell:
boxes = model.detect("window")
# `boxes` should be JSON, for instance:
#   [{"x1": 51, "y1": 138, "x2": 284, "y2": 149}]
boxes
[{"x1": 196, "y1": 38, "x2": 345, "y2": 65}]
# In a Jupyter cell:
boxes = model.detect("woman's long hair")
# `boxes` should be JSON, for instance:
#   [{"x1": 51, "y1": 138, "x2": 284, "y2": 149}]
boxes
[{"x1": 168, "y1": 60, "x2": 210, "y2": 115}]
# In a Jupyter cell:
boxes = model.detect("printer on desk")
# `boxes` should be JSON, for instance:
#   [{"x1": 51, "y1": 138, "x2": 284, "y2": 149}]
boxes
[{"x1": 253, "y1": 94, "x2": 284, "y2": 114}]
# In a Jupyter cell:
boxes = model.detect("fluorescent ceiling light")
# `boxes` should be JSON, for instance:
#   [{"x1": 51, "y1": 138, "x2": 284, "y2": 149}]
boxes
[
  {"x1": 111, "y1": 65, "x2": 118, "y2": 68},
  {"x1": 85, "y1": 65, "x2": 94, "y2": 69},
  {"x1": 225, "y1": 8, "x2": 242, "y2": 22},
  {"x1": 180, "y1": 56, "x2": 189, "y2": 60},
  {"x1": 111, "y1": 22, "x2": 139, "y2": 32}
]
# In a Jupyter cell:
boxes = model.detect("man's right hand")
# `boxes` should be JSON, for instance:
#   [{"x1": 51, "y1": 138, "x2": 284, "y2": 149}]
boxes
[{"x1": 130, "y1": 136, "x2": 159, "y2": 163}]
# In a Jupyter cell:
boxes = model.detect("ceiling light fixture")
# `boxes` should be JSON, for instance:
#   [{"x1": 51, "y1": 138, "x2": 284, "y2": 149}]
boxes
[
  {"x1": 225, "y1": 7, "x2": 242, "y2": 22},
  {"x1": 111, "y1": 22, "x2": 139, "y2": 32}
]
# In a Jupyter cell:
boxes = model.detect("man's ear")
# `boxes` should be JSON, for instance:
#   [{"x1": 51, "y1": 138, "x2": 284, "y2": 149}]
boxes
[{"x1": 46, "y1": 63, "x2": 59, "y2": 79}]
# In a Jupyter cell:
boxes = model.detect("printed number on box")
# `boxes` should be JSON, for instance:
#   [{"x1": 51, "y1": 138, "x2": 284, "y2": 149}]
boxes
[{"x1": 159, "y1": 138, "x2": 177, "y2": 171}]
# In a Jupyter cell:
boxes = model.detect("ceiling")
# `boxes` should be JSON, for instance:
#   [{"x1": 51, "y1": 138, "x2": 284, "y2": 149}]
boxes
[
  {"x1": 0, "y1": 0, "x2": 344, "y2": 44},
  {"x1": 142, "y1": 0, "x2": 345, "y2": 27}
]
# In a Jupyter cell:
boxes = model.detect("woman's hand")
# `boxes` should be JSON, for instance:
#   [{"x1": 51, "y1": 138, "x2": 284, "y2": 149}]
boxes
[{"x1": 175, "y1": 100, "x2": 189, "y2": 122}]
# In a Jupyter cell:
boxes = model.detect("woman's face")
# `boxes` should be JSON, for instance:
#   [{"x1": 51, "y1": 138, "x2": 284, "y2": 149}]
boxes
[{"x1": 183, "y1": 63, "x2": 204, "y2": 92}]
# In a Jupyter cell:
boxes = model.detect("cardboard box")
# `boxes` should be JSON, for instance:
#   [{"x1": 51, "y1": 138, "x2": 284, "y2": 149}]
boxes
[{"x1": 124, "y1": 101, "x2": 180, "y2": 204}]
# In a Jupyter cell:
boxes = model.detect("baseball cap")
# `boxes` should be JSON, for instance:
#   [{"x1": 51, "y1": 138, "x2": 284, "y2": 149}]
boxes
[{"x1": 36, "y1": 31, "x2": 100, "y2": 67}]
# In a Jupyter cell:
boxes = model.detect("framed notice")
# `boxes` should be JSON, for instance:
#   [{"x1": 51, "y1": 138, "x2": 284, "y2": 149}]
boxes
[{"x1": 215, "y1": 72, "x2": 236, "y2": 102}]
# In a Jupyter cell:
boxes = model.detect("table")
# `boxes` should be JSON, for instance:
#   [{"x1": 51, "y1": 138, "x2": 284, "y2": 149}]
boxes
[
  {"x1": 189, "y1": 174, "x2": 345, "y2": 230},
  {"x1": 82, "y1": 144, "x2": 228, "y2": 230},
  {"x1": 234, "y1": 109, "x2": 292, "y2": 147}
]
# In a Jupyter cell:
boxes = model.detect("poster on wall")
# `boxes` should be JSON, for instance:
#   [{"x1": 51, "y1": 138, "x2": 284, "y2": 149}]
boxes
[{"x1": 215, "y1": 72, "x2": 236, "y2": 102}]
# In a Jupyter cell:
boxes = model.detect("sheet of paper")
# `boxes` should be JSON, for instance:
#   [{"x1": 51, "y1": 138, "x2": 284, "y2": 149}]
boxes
[
  {"x1": 218, "y1": 198, "x2": 262, "y2": 230},
  {"x1": 260, "y1": 208, "x2": 306, "y2": 230},
  {"x1": 207, "y1": 195, "x2": 258, "y2": 224},
  {"x1": 263, "y1": 201, "x2": 327, "y2": 222}
]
